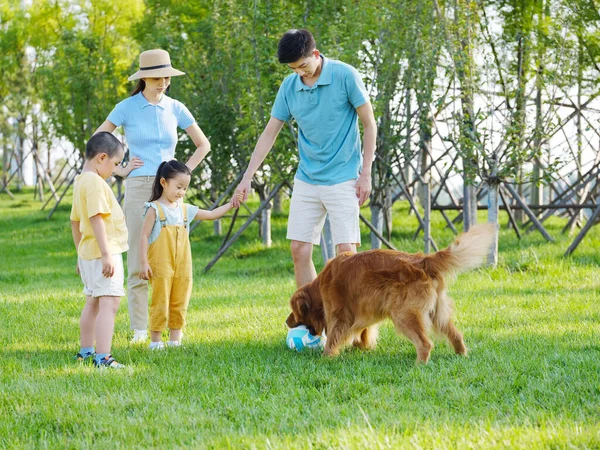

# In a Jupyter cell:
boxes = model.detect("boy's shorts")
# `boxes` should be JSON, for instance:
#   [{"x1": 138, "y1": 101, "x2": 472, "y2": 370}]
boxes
[
  {"x1": 287, "y1": 177, "x2": 361, "y2": 246},
  {"x1": 78, "y1": 253, "x2": 125, "y2": 298}
]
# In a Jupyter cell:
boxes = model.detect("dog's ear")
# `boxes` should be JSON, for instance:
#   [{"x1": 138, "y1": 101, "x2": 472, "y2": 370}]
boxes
[
  {"x1": 291, "y1": 289, "x2": 310, "y2": 316},
  {"x1": 300, "y1": 297, "x2": 310, "y2": 315}
]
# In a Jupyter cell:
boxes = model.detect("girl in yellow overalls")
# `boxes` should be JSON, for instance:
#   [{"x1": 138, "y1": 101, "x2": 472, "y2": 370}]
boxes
[{"x1": 139, "y1": 160, "x2": 236, "y2": 349}]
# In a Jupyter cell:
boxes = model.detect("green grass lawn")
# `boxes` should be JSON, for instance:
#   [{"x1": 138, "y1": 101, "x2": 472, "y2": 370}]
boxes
[{"x1": 1, "y1": 187, "x2": 599, "y2": 449}]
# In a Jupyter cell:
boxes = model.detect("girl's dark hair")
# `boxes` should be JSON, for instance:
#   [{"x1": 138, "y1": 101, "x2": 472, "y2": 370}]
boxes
[
  {"x1": 149, "y1": 160, "x2": 191, "y2": 201},
  {"x1": 277, "y1": 29, "x2": 316, "y2": 63},
  {"x1": 131, "y1": 79, "x2": 171, "y2": 96}
]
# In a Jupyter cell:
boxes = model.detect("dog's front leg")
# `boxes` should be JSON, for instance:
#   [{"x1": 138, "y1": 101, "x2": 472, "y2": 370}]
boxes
[{"x1": 322, "y1": 320, "x2": 349, "y2": 357}]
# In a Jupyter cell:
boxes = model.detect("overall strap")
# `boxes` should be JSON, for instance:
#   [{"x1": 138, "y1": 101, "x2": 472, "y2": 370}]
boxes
[
  {"x1": 155, "y1": 202, "x2": 168, "y2": 228},
  {"x1": 181, "y1": 203, "x2": 188, "y2": 229}
]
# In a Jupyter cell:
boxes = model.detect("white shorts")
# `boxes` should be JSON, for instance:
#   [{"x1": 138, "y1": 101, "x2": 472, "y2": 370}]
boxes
[
  {"x1": 287, "y1": 177, "x2": 361, "y2": 246},
  {"x1": 78, "y1": 253, "x2": 125, "y2": 298}
]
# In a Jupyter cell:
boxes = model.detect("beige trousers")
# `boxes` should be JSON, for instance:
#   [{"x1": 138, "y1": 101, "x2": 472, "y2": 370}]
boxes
[{"x1": 124, "y1": 176, "x2": 154, "y2": 330}]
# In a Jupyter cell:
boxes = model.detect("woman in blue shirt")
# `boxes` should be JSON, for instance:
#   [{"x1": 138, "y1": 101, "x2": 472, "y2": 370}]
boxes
[{"x1": 94, "y1": 49, "x2": 211, "y2": 343}]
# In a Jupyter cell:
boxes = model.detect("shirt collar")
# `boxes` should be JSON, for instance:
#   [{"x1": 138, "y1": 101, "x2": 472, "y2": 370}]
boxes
[
  {"x1": 137, "y1": 92, "x2": 167, "y2": 109},
  {"x1": 294, "y1": 55, "x2": 332, "y2": 91}
]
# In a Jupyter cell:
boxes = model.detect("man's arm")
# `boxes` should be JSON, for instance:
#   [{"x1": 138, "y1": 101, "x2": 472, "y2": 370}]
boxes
[
  {"x1": 184, "y1": 123, "x2": 211, "y2": 171},
  {"x1": 89, "y1": 214, "x2": 115, "y2": 278},
  {"x1": 232, "y1": 117, "x2": 285, "y2": 207},
  {"x1": 355, "y1": 101, "x2": 377, "y2": 206}
]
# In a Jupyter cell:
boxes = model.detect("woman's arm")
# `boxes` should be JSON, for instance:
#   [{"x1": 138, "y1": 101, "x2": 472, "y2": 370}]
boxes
[
  {"x1": 139, "y1": 208, "x2": 156, "y2": 280},
  {"x1": 184, "y1": 123, "x2": 211, "y2": 171},
  {"x1": 94, "y1": 120, "x2": 144, "y2": 177},
  {"x1": 94, "y1": 120, "x2": 117, "y2": 134}
]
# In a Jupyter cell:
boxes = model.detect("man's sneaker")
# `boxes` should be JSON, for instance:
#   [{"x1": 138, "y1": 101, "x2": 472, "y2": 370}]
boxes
[
  {"x1": 130, "y1": 329, "x2": 148, "y2": 343},
  {"x1": 75, "y1": 351, "x2": 95, "y2": 363},
  {"x1": 94, "y1": 355, "x2": 125, "y2": 369},
  {"x1": 149, "y1": 341, "x2": 165, "y2": 350},
  {"x1": 166, "y1": 340, "x2": 181, "y2": 347}
]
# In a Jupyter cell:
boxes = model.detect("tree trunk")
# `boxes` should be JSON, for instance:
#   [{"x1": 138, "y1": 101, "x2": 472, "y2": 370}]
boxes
[
  {"x1": 261, "y1": 206, "x2": 272, "y2": 248},
  {"x1": 487, "y1": 182, "x2": 500, "y2": 267},
  {"x1": 273, "y1": 190, "x2": 283, "y2": 214},
  {"x1": 423, "y1": 178, "x2": 431, "y2": 254},
  {"x1": 383, "y1": 188, "x2": 393, "y2": 240},
  {"x1": 370, "y1": 203, "x2": 384, "y2": 249},
  {"x1": 214, "y1": 219, "x2": 222, "y2": 236}
]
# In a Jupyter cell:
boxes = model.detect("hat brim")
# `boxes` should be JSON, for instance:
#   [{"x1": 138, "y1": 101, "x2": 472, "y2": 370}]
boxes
[{"x1": 128, "y1": 67, "x2": 186, "y2": 81}]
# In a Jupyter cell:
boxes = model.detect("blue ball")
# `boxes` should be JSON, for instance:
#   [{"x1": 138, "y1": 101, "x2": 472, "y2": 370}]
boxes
[{"x1": 286, "y1": 325, "x2": 325, "y2": 352}]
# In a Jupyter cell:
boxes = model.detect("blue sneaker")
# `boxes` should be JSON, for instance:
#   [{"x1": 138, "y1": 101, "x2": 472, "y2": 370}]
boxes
[{"x1": 94, "y1": 355, "x2": 125, "y2": 369}]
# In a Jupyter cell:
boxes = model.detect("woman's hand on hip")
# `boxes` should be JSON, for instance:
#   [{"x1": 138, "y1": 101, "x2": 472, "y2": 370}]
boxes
[{"x1": 114, "y1": 157, "x2": 144, "y2": 178}]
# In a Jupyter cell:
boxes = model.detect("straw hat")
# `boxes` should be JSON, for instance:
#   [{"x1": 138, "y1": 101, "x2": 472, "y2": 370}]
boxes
[{"x1": 128, "y1": 49, "x2": 185, "y2": 81}]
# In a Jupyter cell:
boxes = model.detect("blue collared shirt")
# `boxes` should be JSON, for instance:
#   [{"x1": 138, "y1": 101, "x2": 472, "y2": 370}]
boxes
[
  {"x1": 107, "y1": 92, "x2": 196, "y2": 177},
  {"x1": 271, "y1": 56, "x2": 369, "y2": 186}
]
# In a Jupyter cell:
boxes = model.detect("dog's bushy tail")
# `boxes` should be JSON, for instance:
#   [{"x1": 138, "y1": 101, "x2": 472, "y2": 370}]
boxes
[{"x1": 424, "y1": 223, "x2": 495, "y2": 278}]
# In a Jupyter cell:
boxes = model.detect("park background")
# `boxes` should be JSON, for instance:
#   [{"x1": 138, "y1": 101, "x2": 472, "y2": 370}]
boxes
[{"x1": 1, "y1": 0, "x2": 600, "y2": 448}]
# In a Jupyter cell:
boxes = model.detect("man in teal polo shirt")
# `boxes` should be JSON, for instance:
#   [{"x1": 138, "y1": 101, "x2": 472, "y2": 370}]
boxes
[{"x1": 233, "y1": 29, "x2": 377, "y2": 288}]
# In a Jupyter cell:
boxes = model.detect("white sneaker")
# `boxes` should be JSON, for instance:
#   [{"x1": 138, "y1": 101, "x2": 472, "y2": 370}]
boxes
[
  {"x1": 149, "y1": 341, "x2": 165, "y2": 350},
  {"x1": 166, "y1": 340, "x2": 181, "y2": 347},
  {"x1": 130, "y1": 329, "x2": 148, "y2": 343}
]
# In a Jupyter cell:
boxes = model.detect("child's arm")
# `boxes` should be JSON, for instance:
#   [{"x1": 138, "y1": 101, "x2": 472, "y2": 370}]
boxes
[
  {"x1": 89, "y1": 214, "x2": 114, "y2": 278},
  {"x1": 194, "y1": 200, "x2": 235, "y2": 221},
  {"x1": 71, "y1": 221, "x2": 81, "y2": 274},
  {"x1": 139, "y1": 208, "x2": 156, "y2": 280}
]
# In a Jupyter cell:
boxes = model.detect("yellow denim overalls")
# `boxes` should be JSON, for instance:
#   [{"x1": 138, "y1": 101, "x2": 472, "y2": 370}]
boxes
[{"x1": 148, "y1": 202, "x2": 193, "y2": 332}]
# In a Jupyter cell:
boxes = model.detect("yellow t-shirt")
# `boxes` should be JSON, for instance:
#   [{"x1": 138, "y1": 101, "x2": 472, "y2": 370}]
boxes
[{"x1": 70, "y1": 172, "x2": 128, "y2": 260}]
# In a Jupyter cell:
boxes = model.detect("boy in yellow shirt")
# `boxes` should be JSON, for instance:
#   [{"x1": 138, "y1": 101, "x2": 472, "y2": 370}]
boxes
[{"x1": 70, "y1": 132, "x2": 129, "y2": 369}]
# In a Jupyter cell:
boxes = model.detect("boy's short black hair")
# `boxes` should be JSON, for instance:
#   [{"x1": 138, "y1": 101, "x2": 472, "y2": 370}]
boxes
[
  {"x1": 277, "y1": 29, "x2": 316, "y2": 63},
  {"x1": 85, "y1": 132, "x2": 123, "y2": 160}
]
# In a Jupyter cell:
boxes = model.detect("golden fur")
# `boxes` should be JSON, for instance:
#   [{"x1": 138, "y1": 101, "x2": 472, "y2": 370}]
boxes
[{"x1": 286, "y1": 223, "x2": 495, "y2": 362}]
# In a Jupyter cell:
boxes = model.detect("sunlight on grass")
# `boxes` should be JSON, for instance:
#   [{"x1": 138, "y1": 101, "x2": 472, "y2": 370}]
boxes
[{"x1": 1, "y1": 189, "x2": 599, "y2": 448}]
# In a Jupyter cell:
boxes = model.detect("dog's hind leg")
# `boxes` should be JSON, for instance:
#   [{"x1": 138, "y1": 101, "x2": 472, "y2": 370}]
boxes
[
  {"x1": 392, "y1": 311, "x2": 433, "y2": 363},
  {"x1": 433, "y1": 293, "x2": 467, "y2": 356},
  {"x1": 352, "y1": 326, "x2": 379, "y2": 350},
  {"x1": 439, "y1": 319, "x2": 467, "y2": 356}
]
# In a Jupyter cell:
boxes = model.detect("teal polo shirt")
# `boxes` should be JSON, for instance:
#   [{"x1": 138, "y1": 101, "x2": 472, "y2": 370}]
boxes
[{"x1": 271, "y1": 56, "x2": 369, "y2": 186}]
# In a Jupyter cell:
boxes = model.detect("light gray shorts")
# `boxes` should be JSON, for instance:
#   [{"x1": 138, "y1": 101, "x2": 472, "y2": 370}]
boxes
[{"x1": 287, "y1": 178, "x2": 361, "y2": 246}]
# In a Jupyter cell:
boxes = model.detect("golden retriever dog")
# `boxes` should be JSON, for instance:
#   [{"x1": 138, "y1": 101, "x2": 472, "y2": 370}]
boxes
[{"x1": 286, "y1": 224, "x2": 495, "y2": 362}]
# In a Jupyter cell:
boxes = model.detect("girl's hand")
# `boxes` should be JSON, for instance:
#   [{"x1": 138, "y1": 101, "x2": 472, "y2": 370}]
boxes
[
  {"x1": 231, "y1": 192, "x2": 243, "y2": 208},
  {"x1": 140, "y1": 263, "x2": 153, "y2": 280}
]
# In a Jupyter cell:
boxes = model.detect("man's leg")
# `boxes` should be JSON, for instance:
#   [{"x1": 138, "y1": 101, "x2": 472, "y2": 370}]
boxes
[
  {"x1": 336, "y1": 243, "x2": 357, "y2": 254},
  {"x1": 290, "y1": 240, "x2": 318, "y2": 288},
  {"x1": 287, "y1": 178, "x2": 327, "y2": 288},
  {"x1": 323, "y1": 179, "x2": 361, "y2": 256}
]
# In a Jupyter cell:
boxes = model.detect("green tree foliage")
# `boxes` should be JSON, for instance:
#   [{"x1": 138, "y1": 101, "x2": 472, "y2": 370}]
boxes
[{"x1": 33, "y1": 0, "x2": 144, "y2": 154}]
